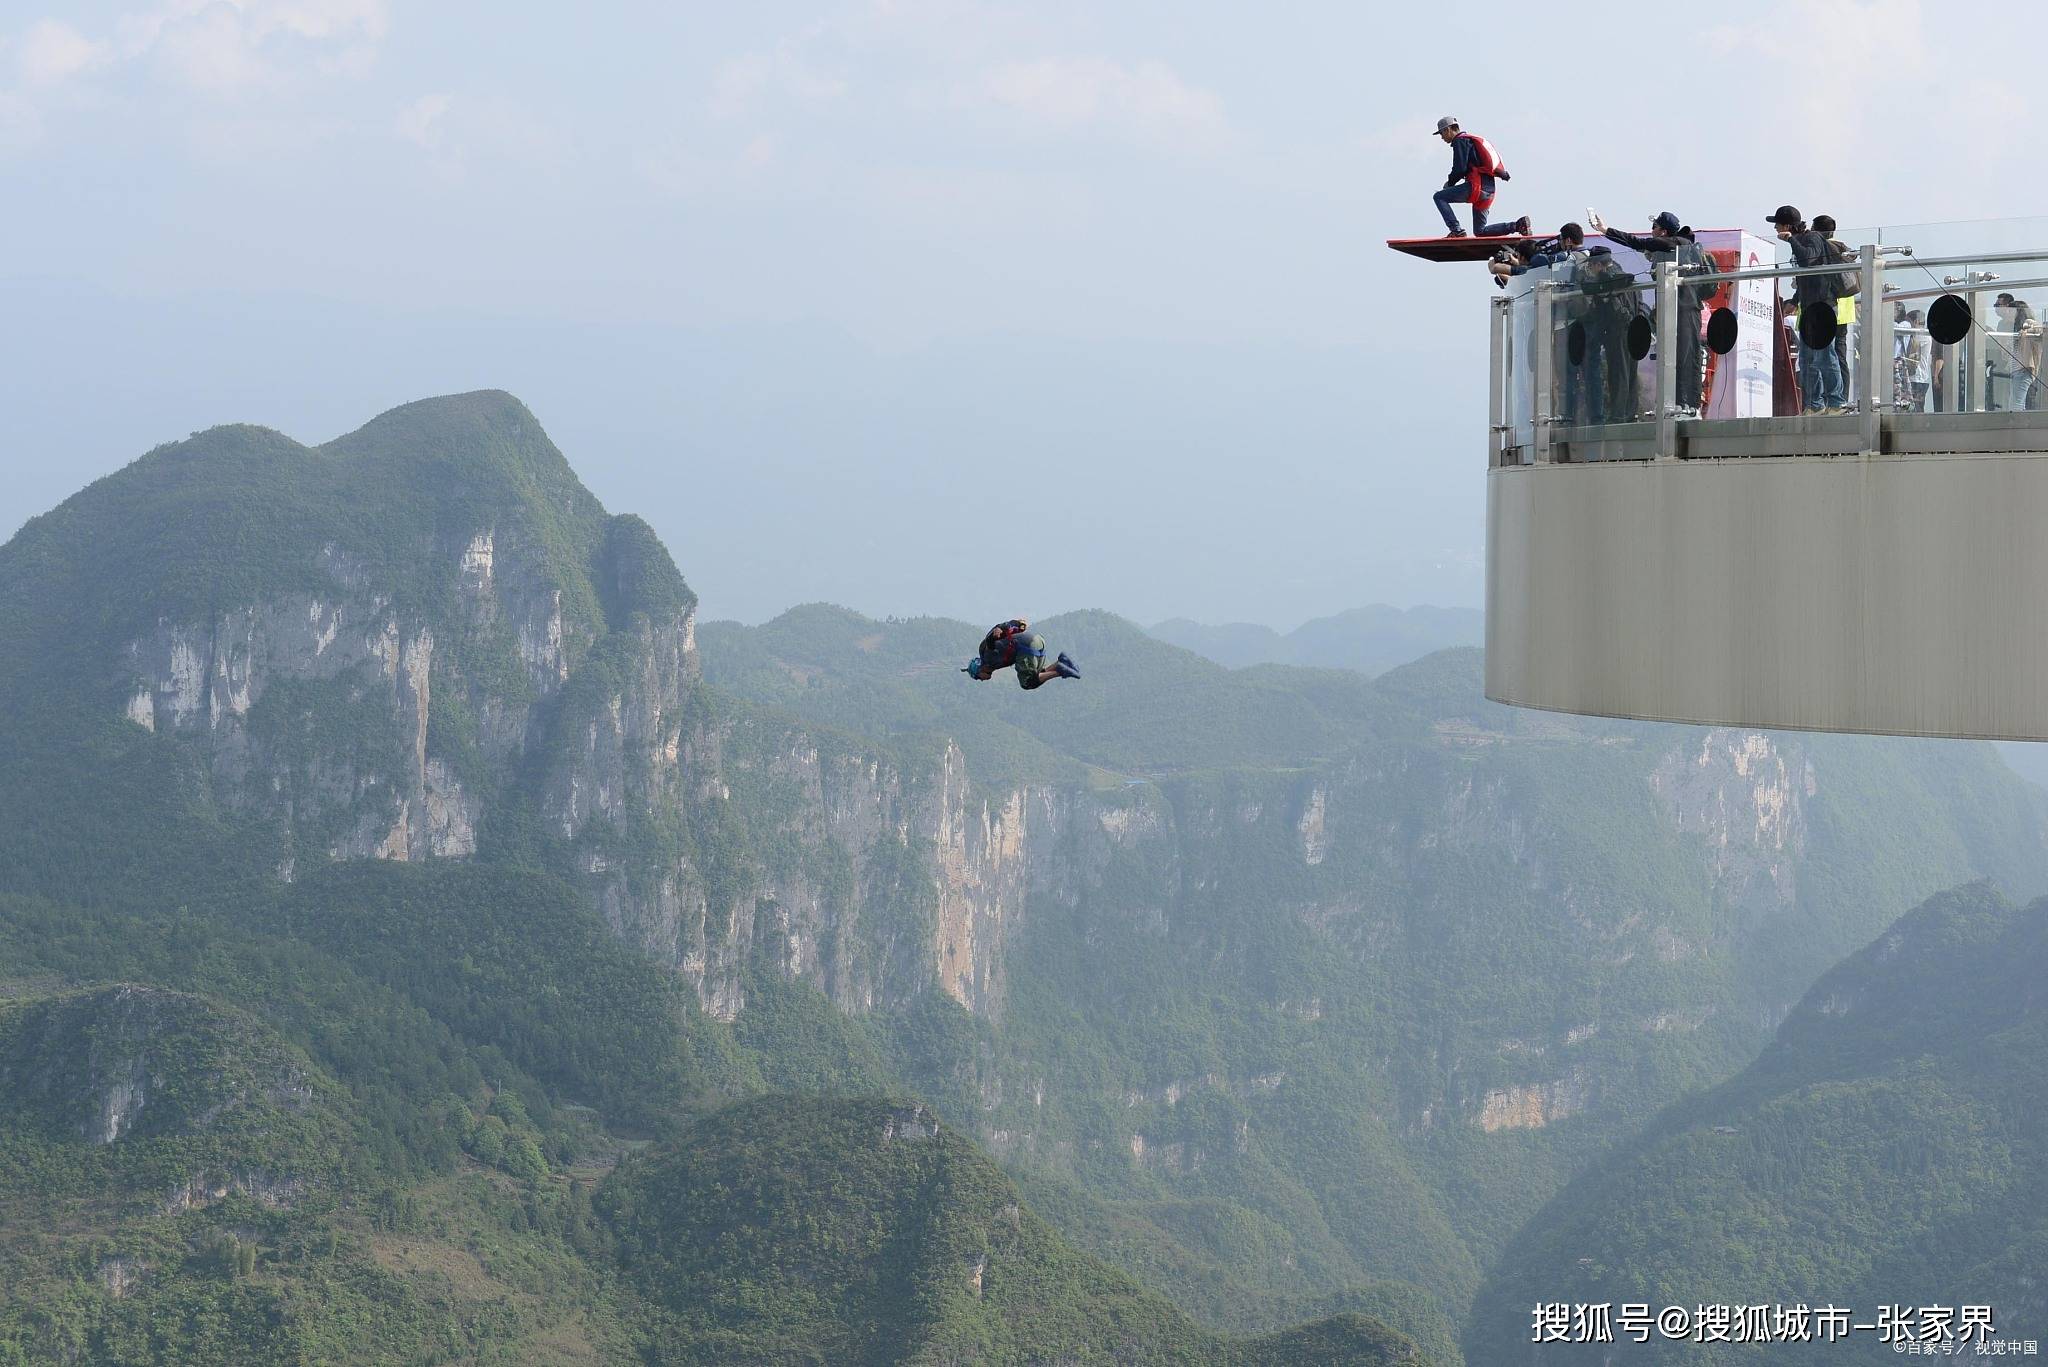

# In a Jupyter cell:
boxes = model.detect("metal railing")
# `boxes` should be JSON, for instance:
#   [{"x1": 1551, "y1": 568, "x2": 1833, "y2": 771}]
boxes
[{"x1": 1491, "y1": 237, "x2": 2048, "y2": 466}]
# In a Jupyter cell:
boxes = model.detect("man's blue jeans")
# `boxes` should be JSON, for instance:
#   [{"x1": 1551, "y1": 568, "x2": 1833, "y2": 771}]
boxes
[
  {"x1": 1799, "y1": 337, "x2": 1846, "y2": 411},
  {"x1": 1433, "y1": 183, "x2": 1518, "y2": 236}
]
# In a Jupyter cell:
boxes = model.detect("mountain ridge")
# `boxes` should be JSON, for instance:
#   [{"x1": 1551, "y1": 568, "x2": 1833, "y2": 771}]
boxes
[
  {"x1": 1149, "y1": 605, "x2": 1483, "y2": 675},
  {"x1": 5, "y1": 392, "x2": 2048, "y2": 1362}
]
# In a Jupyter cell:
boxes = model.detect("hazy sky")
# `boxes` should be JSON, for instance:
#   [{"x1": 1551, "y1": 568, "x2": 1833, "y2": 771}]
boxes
[{"x1": 5, "y1": 1, "x2": 2047, "y2": 625}]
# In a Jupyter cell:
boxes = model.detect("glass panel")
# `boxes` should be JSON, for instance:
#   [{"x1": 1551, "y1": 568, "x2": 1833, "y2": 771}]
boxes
[
  {"x1": 1839, "y1": 221, "x2": 2048, "y2": 416},
  {"x1": 1548, "y1": 247, "x2": 1655, "y2": 449},
  {"x1": 1874, "y1": 257, "x2": 2048, "y2": 415},
  {"x1": 1504, "y1": 285, "x2": 1534, "y2": 460},
  {"x1": 1487, "y1": 216, "x2": 2048, "y2": 438},
  {"x1": 1690, "y1": 232, "x2": 1783, "y2": 419}
]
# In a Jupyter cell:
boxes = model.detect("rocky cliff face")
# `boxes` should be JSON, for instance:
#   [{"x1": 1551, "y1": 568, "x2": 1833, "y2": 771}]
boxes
[
  {"x1": 105, "y1": 496, "x2": 1064, "y2": 1025},
  {"x1": 120, "y1": 530, "x2": 577, "y2": 867},
  {"x1": 103, "y1": 536, "x2": 1887, "y2": 1133},
  {"x1": 1649, "y1": 728, "x2": 1811, "y2": 921}
]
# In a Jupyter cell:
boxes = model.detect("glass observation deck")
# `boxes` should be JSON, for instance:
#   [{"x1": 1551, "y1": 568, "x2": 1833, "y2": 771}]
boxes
[{"x1": 1484, "y1": 219, "x2": 2048, "y2": 740}]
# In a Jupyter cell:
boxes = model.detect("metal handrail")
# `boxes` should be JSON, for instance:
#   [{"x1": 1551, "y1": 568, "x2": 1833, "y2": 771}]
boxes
[
  {"x1": 1545, "y1": 260, "x2": 1860, "y2": 293},
  {"x1": 1874, "y1": 248, "x2": 2048, "y2": 270},
  {"x1": 1590, "y1": 254, "x2": 2048, "y2": 294},
  {"x1": 1883, "y1": 275, "x2": 2048, "y2": 304}
]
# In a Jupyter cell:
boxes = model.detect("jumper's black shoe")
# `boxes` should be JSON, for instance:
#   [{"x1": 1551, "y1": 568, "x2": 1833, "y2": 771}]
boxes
[{"x1": 1055, "y1": 653, "x2": 1081, "y2": 679}]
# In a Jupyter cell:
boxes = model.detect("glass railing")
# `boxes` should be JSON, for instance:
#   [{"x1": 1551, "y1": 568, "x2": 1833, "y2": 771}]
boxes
[
  {"x1": 1875, "y1": 256, "x2": 2048, "y2": 416},
  {"x1": 1489, "y1": 222, "x2": 2048, "y2": 463},
  {"x1": 1558, "y1": 252, "x2": 1656, "y2": 432}
]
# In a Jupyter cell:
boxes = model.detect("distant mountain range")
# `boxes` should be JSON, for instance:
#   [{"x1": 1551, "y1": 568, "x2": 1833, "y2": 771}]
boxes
[
  {"x1": 1149, "y1": 606, "x2": 1483, "y2": 676},
  {"x1": 4, "y1": 392, "x2": 2044, "y2": 1364}
]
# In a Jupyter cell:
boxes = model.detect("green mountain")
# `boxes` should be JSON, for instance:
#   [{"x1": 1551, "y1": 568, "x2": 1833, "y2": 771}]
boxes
[
  {"x1": 1466, "y1": 882, "x2": 2048, "y2": 1362},
  {"x1": 1149, "y1": 605, "x2": 1484, "y2": 676},
  {"x1": 0, "y1": 393, "x2": 1420, "y2": 1363},
  {"x1": 4, "y1": 391, "x2": 2046, "y2": 1362},
  {"x1": 602, "y1": 1094, "x2": 1419, "y2": 1365},
  {"x1": 0, "y1": 977, "x2": 632, "y2": 1365},
  {"x1": 698, "y1": 604, "x2": 2048, "y2": 1325}
]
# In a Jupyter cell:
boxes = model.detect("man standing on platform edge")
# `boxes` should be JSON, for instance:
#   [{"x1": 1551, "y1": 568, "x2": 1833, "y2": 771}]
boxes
[{"x1": 1431, "y1": 117, "x2": 1529, "y2": 240}]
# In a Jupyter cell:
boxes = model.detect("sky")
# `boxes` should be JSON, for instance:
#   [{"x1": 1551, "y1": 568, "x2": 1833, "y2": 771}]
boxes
[{"x1": 4, "y1": 1, "x2": 2047, "y2": 627}]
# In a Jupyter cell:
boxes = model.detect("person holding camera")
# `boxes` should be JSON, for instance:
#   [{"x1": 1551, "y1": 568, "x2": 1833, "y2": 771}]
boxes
[
  {"x1": 1587, "y1": 208, "x2": 1711, "y2": 415},
  {"x1": 1490, "y1": 224, "x2": 1593, "y2": 424},
  {"x1": 1488, "y1": 222, "x2": 1589, "y2": 286}
]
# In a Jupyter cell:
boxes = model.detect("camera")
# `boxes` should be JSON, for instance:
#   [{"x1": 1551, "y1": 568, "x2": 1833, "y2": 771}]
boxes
[{"x1": 1491, "y1": 245, "x2": 1519, "y2": 289}]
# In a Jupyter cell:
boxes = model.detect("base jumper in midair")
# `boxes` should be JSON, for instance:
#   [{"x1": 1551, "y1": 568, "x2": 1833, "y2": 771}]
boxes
[{"x1": 964, "y1": 619, "x2": 1080, "y2": 689}]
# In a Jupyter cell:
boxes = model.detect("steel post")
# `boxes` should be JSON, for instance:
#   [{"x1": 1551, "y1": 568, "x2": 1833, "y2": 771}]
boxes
[
  {"x1": 1532, "y1": 282, "x2": 1555, "y2": 463},
  {"x1": 1859, "y1": 245, "x2": 1884, "y2": 453},
  {"x1": 1655, "y1": 262, "x2": 1678, "y2": 459}
]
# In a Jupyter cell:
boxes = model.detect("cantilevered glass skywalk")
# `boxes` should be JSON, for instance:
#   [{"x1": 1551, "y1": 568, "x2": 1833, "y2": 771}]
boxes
[{"x1": 1486, "y1": 220, "x2": 2048, "y2": 739}]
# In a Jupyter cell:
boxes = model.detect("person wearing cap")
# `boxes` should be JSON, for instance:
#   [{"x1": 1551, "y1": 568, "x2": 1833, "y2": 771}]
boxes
[
  {"x1": 1586, "y1": 208, "x2": 1709, "y2": 414},
  {"x1": 1430, "y1": 117, "x2": 1529, "y2": 240},
  {"x1": 1487, "y1": 222, "x2": 1588, "y2": 282},
  {"x1": 1576, "y1": 244, "x2": 1642, "y2": 424},
  {"x1": 1770, "y1": 204, "x2": 1846, "y2": 413}
]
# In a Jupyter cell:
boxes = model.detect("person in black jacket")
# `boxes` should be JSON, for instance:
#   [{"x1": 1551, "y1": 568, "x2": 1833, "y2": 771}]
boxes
[
  {"x1": 1575, "y1": 246, "x2": 1641, "y2": 424},
  {"x1": 1488, "y1": 222, "x2": 1589, "y2": 284},
  {"x1": 1770, "y1": 204, "x2": 1846, "y2": 412},
  {"x1": 1587, "y1": 208, "x2": 1708, "y2": 414}
]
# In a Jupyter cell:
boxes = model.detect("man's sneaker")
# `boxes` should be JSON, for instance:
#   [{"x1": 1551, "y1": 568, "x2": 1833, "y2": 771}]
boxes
[
  {"x1": 1445, "y1": 228, "x2": 1469, "y2": 238},
  {"x1": 1055, "y1": 653, "x2": 1081, "y2": 680},
  {"x1": 1514, "y1": 216, "x2": 1532, "y2": 235}
]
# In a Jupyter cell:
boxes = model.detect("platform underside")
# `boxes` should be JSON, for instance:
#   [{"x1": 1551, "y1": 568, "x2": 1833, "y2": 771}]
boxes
[
  {"x1": 1387, "y1": 234, "x2": 1543, "y2": 262},
  {"x1": 1487, "y1": 448, "x2": 2048, "y2": 741}
]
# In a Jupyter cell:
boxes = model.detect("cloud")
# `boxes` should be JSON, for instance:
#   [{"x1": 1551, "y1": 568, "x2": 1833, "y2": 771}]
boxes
[
  {"x1": 0, "y1": 90, "x2": 43, "y2": 152},
  {"x1": 16, "y1": 20, "x2": 110, "y2": 86},
  {"x1": 392, "y1": 91, "x2": 572, "y2": 180},
  {"x1": 976, "y1": 56, "x2": 1231, "y2": 155},
  {"x1": 113, "y1": 0, "x2": 390, "y2": 55},
  {"x1": 1703, "y1": 0, "x2": 1938, "y2": 208},
  {"x1": 1360, "y1": 114, "x2": 1447, "y2": 166},
  {"x1": 395, "y1": 91, "x2": 451, "y2": 148},
  {"x1": 3, "y1": 0, "x2": 387, "y2": 101},
  {"x1": 710, "y1": 25, "x2": 849, "y2": 120},
  {"x1": 145, "y1": 4, "x2": 276, "y2": 92}
]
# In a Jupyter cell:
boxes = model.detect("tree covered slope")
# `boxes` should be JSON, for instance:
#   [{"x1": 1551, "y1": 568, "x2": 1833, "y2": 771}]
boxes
[
  {"x1": 4, "y1": 392, "x2": 2047, "y2": 1364},
  {"x1": 1466, "y1": 882, "x2": 2048, "y2": 1363},
  {"x1": 602, "y1": 1095, "x2": 1421, "y2": 1365}
]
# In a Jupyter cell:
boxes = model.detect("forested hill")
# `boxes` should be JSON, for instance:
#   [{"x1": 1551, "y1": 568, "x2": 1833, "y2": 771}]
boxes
[
  {"x1": 603, "y1": 1095, "x2": 1422, "y2": 1365},
  {"x1": 698, "y1": 604, "x2": 2048, "y2": 1332},
  {"x1": 0, "y1": 392, "x2": 1420, "y2": 1363},
  {"x1": 1466, "y1": 882, "x2": 2048, "y2": 1362},
  {"x1": 4, "y1": 392, "x2": 2047, "y2": 1363}
]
